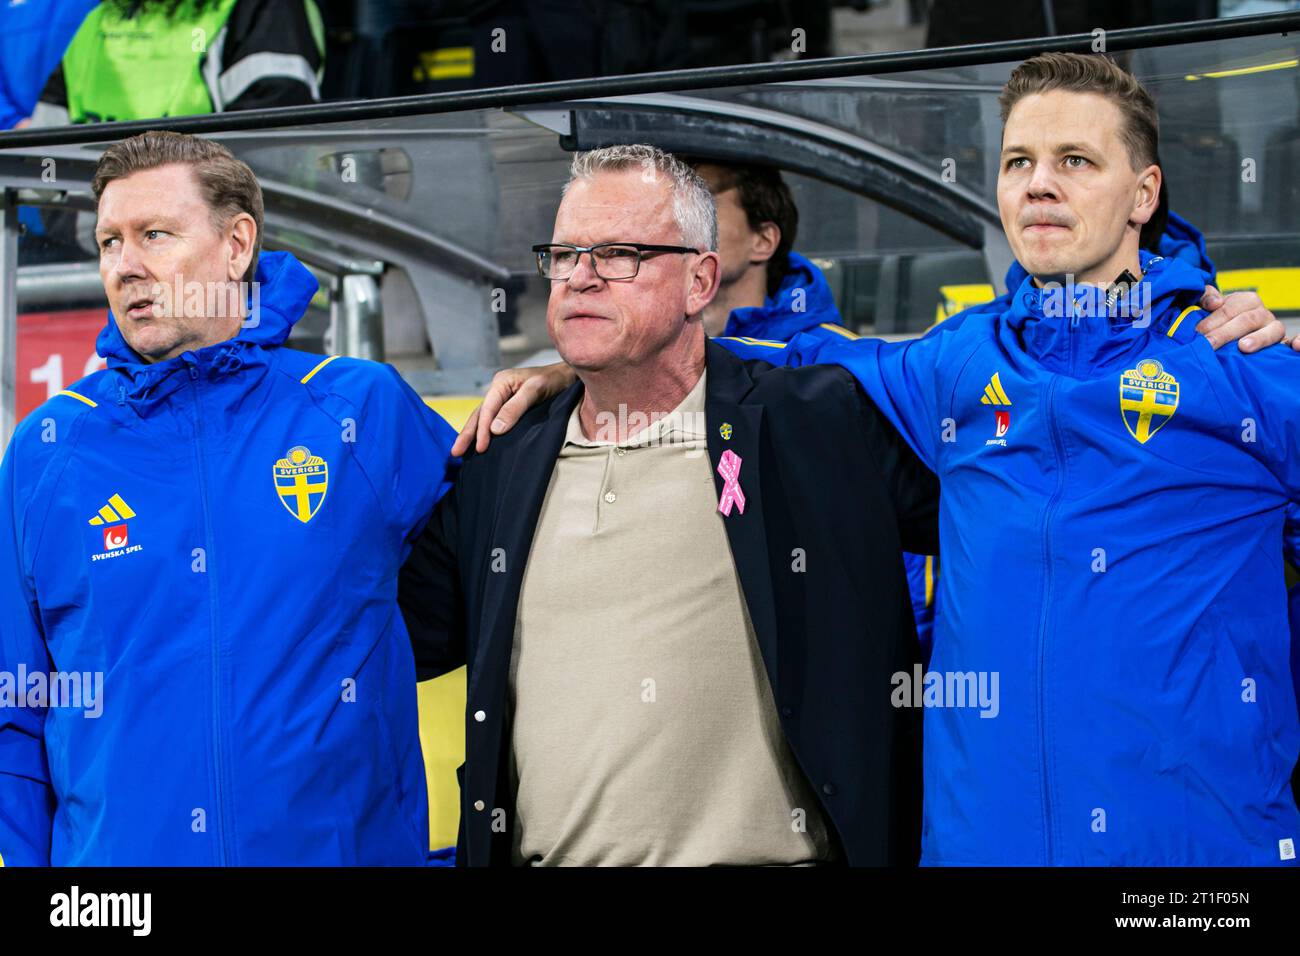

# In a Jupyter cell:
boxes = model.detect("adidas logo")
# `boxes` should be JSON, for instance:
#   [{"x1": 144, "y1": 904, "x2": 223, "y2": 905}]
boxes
[
  {"x1": 88, "y1": 494, "x2": 136, "y2": 526},
  {"x1": 980, "y1": 372, "x2": 1012, "y2": 407}
]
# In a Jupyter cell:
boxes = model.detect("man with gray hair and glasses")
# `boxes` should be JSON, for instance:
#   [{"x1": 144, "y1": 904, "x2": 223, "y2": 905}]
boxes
[{"x1": 398, "y1": 144, "x2": 941, "y2": 866}]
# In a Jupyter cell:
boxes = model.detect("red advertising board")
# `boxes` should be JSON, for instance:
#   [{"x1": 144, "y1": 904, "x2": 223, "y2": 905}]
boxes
[{"x1": 16, "y1": 309, "x2": 108, "y2": 421}]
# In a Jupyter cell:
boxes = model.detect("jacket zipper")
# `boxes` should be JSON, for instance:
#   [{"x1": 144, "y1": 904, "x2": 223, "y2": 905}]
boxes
[
  {"x1": 1069, "y1": 300, "x2": 1081, "y2": 375},
  {"x1": 189, "y1": 363, "x2": 231, "y2": 866},
  {"x1": 1035, "y1": 302, "x2": 1081, "y2": 862},
  {"x1": 1036, "y1": 367, "x2": 1068, "y2": 865},
  {"x1": 1036, "y1": 298, "x2": 1096, "y2": 861}
]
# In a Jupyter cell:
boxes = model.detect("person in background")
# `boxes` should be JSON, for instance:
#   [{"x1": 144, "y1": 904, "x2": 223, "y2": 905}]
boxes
[
  {"x1": 689, "y1": 159, "x2": 941, "y2": 648},
  {"x1": 28, "y1": 0, "x2": 325, "y2": 127},
  {"x1": 693, "y1": 161, "x2": 850, "y2": 342},
  {"x1": 0, "y1": 0, "x2": 99, "y2": 250},
  {"x1": 0, "y1": 0, "x2": 97, "y2": 130}
]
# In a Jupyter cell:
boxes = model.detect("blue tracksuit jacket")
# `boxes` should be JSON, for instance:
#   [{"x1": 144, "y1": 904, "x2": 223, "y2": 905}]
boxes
[
  {"x1": 0, "y1": 251, "x2": 456, "y2": 865},
  {"x1": 722, "y1": 250, "x2": 1300, "y2": 865}
]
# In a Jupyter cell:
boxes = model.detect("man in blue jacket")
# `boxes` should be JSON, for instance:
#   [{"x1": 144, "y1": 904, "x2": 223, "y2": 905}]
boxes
[
  {"x1": 694, "y1": 159, "x2": 1246, "y2": 658},
  {"x1": 721, "y1": 53, "x2": 1300, "y2": 864},
  {"x1": 0, "y1": 130, "x2": 456, "y2": 865}
]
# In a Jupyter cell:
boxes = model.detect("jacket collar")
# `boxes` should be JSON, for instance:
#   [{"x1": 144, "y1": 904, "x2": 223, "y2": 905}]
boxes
[
  {"x1": 1001, "y1": 209, "x2": 1216, "y2": 291},
  {"x1": 1004, "y1": 251, "x2": 1208, "y2": 374},
  {"x1": 722, "y1": 251, "x2": 842, "y2": 342},
  {"x1": 702, "y1": 334, "x2": 759, "y2": 402},
  {"x1": 521, "y1": 339, "x2": 760, "y2": 443}
]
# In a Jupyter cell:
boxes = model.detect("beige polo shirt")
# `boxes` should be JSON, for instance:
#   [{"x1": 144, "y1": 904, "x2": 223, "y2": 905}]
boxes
[{"x1": 507, "y1": 370, "x2": 834, "y2": 866}]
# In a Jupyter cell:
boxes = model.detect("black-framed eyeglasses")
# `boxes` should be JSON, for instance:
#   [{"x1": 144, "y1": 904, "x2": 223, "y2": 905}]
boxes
[{"x1": 532, "y1": 242, "x2": 700, "y2": 280}]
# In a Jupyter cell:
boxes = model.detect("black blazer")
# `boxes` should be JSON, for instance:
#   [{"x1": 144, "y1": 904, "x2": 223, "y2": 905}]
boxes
[{"x1": 398, "y1": 339, "x2": 940, "y2": 866}]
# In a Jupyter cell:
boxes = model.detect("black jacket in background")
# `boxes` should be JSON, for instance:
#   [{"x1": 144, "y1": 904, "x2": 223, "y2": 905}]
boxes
[{"x1": 399, "y1": 338, "x2": 940, "y2": 866}]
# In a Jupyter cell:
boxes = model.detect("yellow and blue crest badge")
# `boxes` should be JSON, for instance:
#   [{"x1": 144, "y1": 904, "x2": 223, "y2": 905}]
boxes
[
  {"x1": 1120, "y1": 358, "x2": 1179, "y2": 444},
  {"x1": 274, "y1": 445, "x2": 328, "y2": 522}
]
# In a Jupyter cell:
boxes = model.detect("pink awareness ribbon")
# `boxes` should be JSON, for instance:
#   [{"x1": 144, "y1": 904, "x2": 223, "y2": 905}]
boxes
[{"x1": 717, "y1": 449, "x2": 746, "y2": 516}]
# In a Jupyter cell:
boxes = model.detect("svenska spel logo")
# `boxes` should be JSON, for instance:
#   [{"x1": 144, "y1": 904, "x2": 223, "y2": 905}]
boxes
[{"x1": 87, "y1": 494, "x2": 143, "y2": 563}]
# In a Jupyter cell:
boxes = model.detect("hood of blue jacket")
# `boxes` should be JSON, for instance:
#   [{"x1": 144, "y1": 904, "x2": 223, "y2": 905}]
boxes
[
  {"x1": 1005, "y1": 249, "x2": 1210, "y2": 374},
  {"x1": 93, "y1": 250, "x2": 318, "y2": 408},
  {"x1": 726, "y1": 215, "x2": 1213, "y2": 343},
  {"x1": 97, "y1": 250, "x2": 318, "y2": 370},
  {"x1": 722, "y1": 251, "x2": 842, "y2": 340}
]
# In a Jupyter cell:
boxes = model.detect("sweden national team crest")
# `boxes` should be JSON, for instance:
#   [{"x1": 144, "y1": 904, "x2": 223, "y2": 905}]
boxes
[
  {"x1": 274, "y1": 445, "x2": 329, "y2": 523},
  {"x1": 1120, "y1": 358, "x2": 1179, "y2": 444}
]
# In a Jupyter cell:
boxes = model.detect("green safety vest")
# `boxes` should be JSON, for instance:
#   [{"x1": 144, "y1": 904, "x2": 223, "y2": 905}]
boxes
[
  {"x1": 61, "y1": 0, "x2": 320, "y2": 124},
  {"x1": 63, "y1": 0, "x2": 238, "y2": 124}
]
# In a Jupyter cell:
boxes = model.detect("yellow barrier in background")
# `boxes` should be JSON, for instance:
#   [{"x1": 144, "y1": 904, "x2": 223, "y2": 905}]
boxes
[
  {"x1": 419, "y1": 396, "x2": 479, "y2": 849},
  {"x1": 935, "y1": 268, "x2": 1300, "y2": 328}
]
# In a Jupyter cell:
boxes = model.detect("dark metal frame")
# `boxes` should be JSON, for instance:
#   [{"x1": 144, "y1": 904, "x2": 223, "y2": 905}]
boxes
[{"x1": 0, "y1": 11, "x2": 1296, "y2": 148}]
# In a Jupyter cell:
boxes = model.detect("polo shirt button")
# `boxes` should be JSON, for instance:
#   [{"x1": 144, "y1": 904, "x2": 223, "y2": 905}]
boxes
[
  {"x1": 474, "y1": 710, "x2": 486, "y2": 722},
  {"x1": 616, "y1": 448, "x2": 626, "y2": 457},
  {"x1": 822, "y1": 782, "x2": 836, "y2": 796},
  {"x1": 604, "y1": 491, "x2": 616, "y2": 503},
  {"x1": 474, "y1": 800, "x2": 485, "y2": 811},
  {"x1": 781, "y1": 706, "x2": 793, "y2": 717}
]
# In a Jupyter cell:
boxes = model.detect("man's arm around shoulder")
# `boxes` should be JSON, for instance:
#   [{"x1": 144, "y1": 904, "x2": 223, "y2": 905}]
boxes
[
  {"x1": 756, "y1": 359, "x2": 940, "y2": 556},
  {"x1": 840, "y1": 369, "x2": 941, "y2": 557}
]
